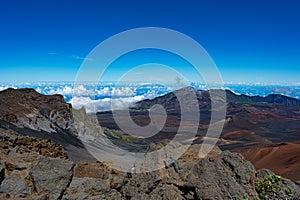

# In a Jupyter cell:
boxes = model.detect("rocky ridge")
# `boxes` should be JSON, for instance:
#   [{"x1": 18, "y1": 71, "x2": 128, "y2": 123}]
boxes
[{"x1": 0, "y1": 88, "x2": 75, "y2": 134}]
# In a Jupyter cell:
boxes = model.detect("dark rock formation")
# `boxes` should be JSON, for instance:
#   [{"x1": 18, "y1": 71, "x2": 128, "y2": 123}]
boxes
[
  {"x1": 30, "y1": 157, "x2": 74, "y2": 199},
  {"x1": 0, "y1": 88, "x2": 75, "y2": 133},
  {"x1": 225, "y1": 89, "x2": 300, "y2": 107},
  {"x1": 134, "y1": 88, "x2": 300, "y2": 110},
  {"x1": 0, "y1": 128, "x2": 68, "y2": 159}
]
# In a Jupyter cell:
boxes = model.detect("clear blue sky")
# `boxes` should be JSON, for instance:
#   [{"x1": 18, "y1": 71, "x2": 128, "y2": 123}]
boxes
[{"x1": 0, "y1": 0, "x2": 299, "y2": 84}]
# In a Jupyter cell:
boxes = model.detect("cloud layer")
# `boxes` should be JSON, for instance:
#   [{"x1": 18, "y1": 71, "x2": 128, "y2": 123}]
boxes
[{"x1": 1, "y1": 82, "x2": 300, "y2": 113}]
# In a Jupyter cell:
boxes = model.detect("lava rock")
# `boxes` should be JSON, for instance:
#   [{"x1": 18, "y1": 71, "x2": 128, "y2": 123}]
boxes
[{"x1": 29, "y1": 157, "x2": 74, "y2": 200}]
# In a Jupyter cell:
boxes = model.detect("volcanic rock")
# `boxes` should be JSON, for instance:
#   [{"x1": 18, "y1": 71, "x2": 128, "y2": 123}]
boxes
[
  {"x1": 0, "y1": 88, "x2": 75, "y2": 133},
  {"x1": 29, "y1": 157, "x2": 74, "y2": 200}
]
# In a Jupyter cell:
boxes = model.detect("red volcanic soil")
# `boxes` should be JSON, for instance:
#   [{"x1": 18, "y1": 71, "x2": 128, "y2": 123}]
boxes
[
  {"x1": 221, "y1": 130, "x2": 270, "y2": 145},
  {"x1": 237, "y1": 141, "x2": 300, "y2": 181}
]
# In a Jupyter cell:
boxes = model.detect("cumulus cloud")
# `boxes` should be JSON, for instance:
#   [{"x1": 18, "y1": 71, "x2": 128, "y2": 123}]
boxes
[
  {"x1": 111, "y1": 87, "x2": 135, "y2": 96},
  {"x1": 69, "y1": 95, "x2": 144, "y2": 113},
  {"x1": 44, "y1": 85, "x2": 137, "y2": 98},
  {"x1": 47, "y1": 85, "x2": 74, "y2": 95},
  {"x1": 73, "y1": 85, "x2": 93, "y2": 96},
  {"x1": 96, "y1": 87, "x2": 110, "y2": 95}
]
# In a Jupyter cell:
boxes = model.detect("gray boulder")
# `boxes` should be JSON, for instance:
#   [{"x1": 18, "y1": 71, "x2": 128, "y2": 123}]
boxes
[
  {"x1": 29, "y1": 157, "x2": 74, "y2": 200},
  {"x1": 0, "y1": 171, "x2": 31, "y2": 196},
  {"x1": 186, "y1": 151, "x2": 257, "y2": 199},
  {"x1": 62, "y1": 177, "x2": 123, "y2": 200}
]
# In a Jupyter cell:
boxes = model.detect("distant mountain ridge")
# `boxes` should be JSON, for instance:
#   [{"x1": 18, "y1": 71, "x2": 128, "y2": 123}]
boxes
[
  {"x1": 134, "y1": 87, "x2": 300, "y2": 110},
  {"x1": 225, "y1": 89, "x2": 300, "y2": 106}
]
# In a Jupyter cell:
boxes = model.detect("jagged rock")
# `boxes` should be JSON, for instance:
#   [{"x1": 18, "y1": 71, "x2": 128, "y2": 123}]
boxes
[
  {"x1": 221, "y1": 151, "x2": 256, "y2": 185},
  {"x1": 0, "y1": 171, "x2": 32, "y2": 196},
  {"x1": 0, "y1": 129, "x2": 73, "y2": 199},
  {"x1": 118, "y1": 142, "x2": 300, "y2": 199},
  {"x1": 121, "y1": 144, "x2": 218, "y2": 199},
  {"x1": 121, "y1": 171, "x2": 161, "y2": 197},
  {"x1": 62, "y1": 177, "x2": 111, "y2": 199},
  {"x1": 63, "y1": 161, "x2": 125, "y2": 200},
  {"x1": 4, "y1": 161, "x2": 27, "y2": 172},
  {"x1": 29, "y1": 157, "x2": 74, "y2": 200},
  {"x1": 73, "y1": 161, "x2": 125, "y2": 190},
  {"x1": 0, "y1": 128, "x2": 68, "y2": 159},
  {"x1": 148, "y1": 184, "x2": 186, "y2": 200},
  {"x1": 186, "y1": 151, "x2": 257, "y2": 199},
  {"x1": 72, "y1": 107, "x2": 104, "y2": 141},
  {"x1": 0, "y1": 88, "x2": 76, "y2": 133},
  {"x1": 105, "y1": 189, "x2": 124, "y2": 200},
  {"x1": 0, "y1": 132, "x2": 299, "y2": 200}
]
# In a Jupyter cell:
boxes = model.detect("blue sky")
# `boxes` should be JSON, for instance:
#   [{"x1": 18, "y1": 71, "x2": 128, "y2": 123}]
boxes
[{"x1": 0, "y1": 0, "x2": 299, "y2": 84}]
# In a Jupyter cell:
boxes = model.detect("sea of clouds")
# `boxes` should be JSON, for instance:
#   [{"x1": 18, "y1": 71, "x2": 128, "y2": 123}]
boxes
[
  {"x1": 0, "y1": 82, "x2": 172, "y2": 113},
  {"x1": 0, "y1": 82, "x2": 300, "y2": 113}
]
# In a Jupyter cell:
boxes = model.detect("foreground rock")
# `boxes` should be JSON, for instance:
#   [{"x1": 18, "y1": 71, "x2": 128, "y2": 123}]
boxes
[
  {"x1": 1, "y1": 129, "x2": 299, "y2": 199},
  {"x1": 63, "y1": 161, "x2": 125, "y2": 199},
  {"x1": 30, "y1": 157, "x2": 74, "y2": 199}
]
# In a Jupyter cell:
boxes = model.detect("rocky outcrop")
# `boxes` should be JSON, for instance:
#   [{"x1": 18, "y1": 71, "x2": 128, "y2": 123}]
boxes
[
  {"x1": 0, "y1": 128, "x2": 68, "y2": 159},
  {"x1": 30, "y1": 157, "x2": 74, "y2": 199},
  {"x1": 72, "y1": 106, "x2": 104, "y2": 141},
  {"x1": 0, "y1": 128, "x2": 71, "y2": 199},
  {"x1": 0, "y1": 128, "x2": 299, "y2": 199},
  {"x1": 0, "y1": 88, "x2": 75, "y2": 133},
  {"x1": 63, "y1": 161, "x2": 125, "y2": 199}
]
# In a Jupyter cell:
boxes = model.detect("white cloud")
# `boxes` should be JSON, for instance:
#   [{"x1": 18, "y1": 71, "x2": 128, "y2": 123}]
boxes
[
  {"x1": 47, "y1": 85, "x2": 74, "y2": 95},
  {"x1": 69, "y1": 95, "x2": 145, "y2": 113},
  {"x1": 111, "y1": 87, "x2": 135, "y2": 96},
  {"x1": 73, "y1": 85, "x2": 91, "y2": 96},
  {"x1": 97, "y1": 87, "x2": 110, "y2": 95},
  {"x1": 44, "y1": 85, "x2": 137, "y2": 98}
]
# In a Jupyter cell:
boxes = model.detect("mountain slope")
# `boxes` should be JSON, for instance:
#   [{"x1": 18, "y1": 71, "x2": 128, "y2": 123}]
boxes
[
  {"x1": 237, "y1": 141, "x2": 300, "y2": 181},
  {"x1": 0, "y1": 88, "x2": 96, "y2": 162},
  {"x1": 0, "y1": 88, "x2": 75, "y2": 133}
]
